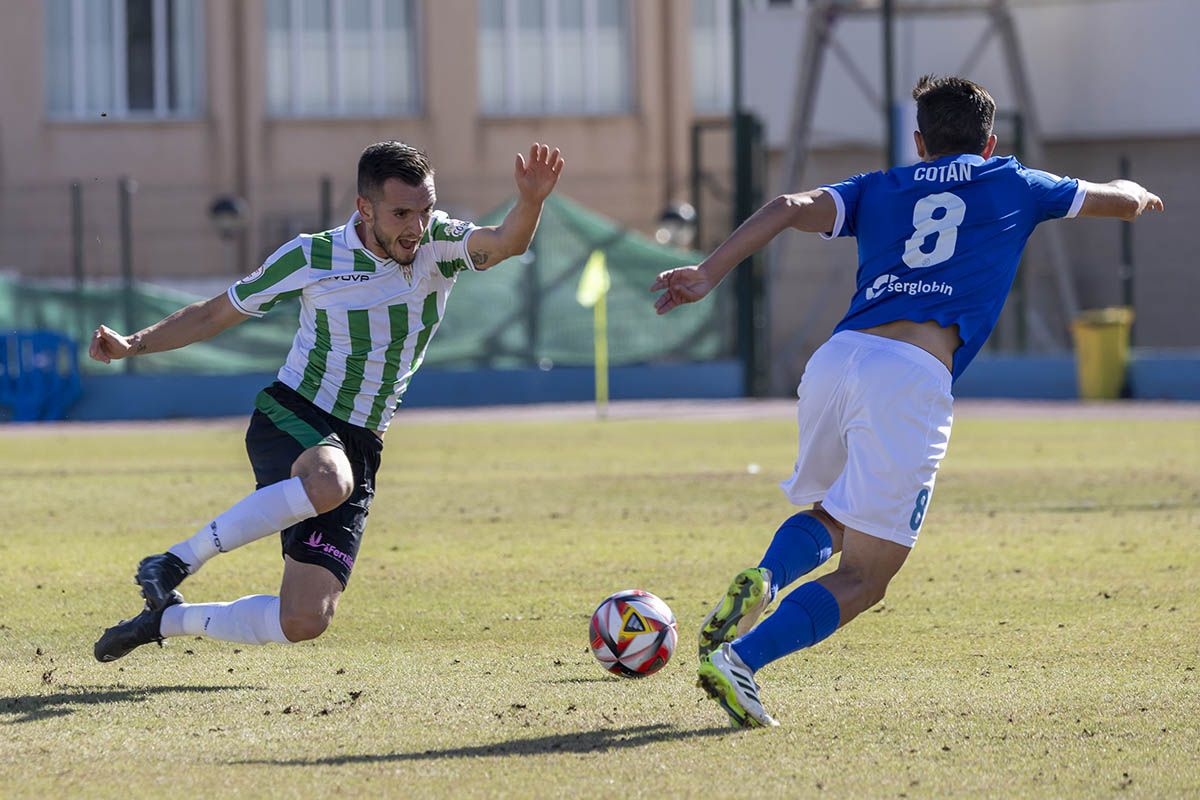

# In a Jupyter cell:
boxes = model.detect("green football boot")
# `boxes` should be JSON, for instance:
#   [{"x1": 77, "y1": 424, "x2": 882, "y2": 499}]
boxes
[
  {"x1": 697, "y1": 567, "x2": 771, "y2": 659},
  {"x1": 696, "y1": 642, "x2": 779, "y2": 728}
]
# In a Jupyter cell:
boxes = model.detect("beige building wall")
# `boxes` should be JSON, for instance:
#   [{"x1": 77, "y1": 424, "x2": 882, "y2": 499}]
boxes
[
  {"x1": 764, "y1": 135, "x2": 1197, "y2": 392},
  {"x1": 745, "y1": 0, "x2": 1200, "y2": 392},
  {"x1": 2, "y1": 0, "x2": 1194, "y2": 394},
  {"x1": 0, "y1": 0, "x2": 697, "y2": 284}
]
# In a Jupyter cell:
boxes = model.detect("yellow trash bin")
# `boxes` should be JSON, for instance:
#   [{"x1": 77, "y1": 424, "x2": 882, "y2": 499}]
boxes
[{"x1": 1071, "y1": 307, "x2": 1134, "y2": 400}]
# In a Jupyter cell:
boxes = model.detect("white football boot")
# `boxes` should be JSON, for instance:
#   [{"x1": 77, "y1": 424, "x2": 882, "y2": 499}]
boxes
[{"x1": 696, "y1": 642, "x2": 779, "y2": 728}]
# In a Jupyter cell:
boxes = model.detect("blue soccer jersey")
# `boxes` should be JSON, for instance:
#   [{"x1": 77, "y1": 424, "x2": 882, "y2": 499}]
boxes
[{"x1": 824, "y1": 154, "x2": 1085, "y2": 380}]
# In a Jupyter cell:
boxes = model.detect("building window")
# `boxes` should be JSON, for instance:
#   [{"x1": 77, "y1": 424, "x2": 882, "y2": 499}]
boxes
[
  {"x1": 692, "y1": 0, "x2": 732, "y2": 115},
  {"x1": 266, "y1": 0, "x2": 420, "y2": 118},
  {"x1": 44, "y1": 0, "x2": 204, "y2": 119},
  {"x1": 479, "y1": 0, "x2": 632, "y2": 116}
]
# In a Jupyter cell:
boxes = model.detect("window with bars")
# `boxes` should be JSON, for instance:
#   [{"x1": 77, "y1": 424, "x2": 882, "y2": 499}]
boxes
[
  {"x1": 265, "y1": 0, "x2": 420, "y2": 118},
  {"x1": 44, "y1": 0, "x2": 204, "y2": 119},
  {"x1": 478, "y1": 0, "x2": 632, "y2": 116},
  {"x1": 692, "y1": 0, "x2": 733, "y2": 116}
]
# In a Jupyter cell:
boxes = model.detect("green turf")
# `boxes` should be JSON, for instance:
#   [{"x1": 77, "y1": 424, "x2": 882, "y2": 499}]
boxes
[{"x1": 1, "y1": 412, "x2": 1197, "y2": 798}]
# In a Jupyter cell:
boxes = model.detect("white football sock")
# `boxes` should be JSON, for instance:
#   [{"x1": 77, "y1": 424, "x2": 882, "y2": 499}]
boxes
[
  {"x1": 159, "y1": 595, "x2": 291, "y2": 644},
  {"x1": 168, "y1": 476, "x2": 317, "y2": 573}
]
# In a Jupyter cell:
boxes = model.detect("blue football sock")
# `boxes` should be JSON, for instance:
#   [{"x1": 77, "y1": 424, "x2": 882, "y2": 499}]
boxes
[
  {"x1": 757, "y1": 512, "x2": 834, "y2": 599},
  {"x1": 732, "y1": 581, "x2": 841, "y2": 672}
]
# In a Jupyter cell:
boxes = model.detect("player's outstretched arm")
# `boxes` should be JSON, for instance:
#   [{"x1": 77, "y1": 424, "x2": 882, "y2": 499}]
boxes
[
  {"x1": 1078, "y1": 179, "x2": 1164, "y2": 221},
  {"x1": 89, "y1": 292, "x2": 248, "y2": 364},
  {"x1": 465, "y1": 143, "x2": 565, "y2": 271},
  {"x1": 651, "y1": 189, "x2": 837, "y2": 315}
]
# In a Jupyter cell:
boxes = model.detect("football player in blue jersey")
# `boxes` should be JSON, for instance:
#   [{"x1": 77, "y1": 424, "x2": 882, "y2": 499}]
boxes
[{"x1": 652, "y1": 74, "x2": 1163, "y2": 728}]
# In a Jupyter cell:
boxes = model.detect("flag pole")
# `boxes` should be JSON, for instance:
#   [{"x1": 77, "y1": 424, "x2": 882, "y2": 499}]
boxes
[
  {"x1": 575, "y1": 249, "x2": 611, "y2": 420},
  {"x1": 594, "y1": 289, "x2": 608, "y2": 419}
]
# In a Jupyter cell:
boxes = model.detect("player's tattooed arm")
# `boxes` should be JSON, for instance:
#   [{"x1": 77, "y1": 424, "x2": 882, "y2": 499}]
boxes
[
  {"x1": 466, "y1": 143, "x2": 565, "y2": 270},
  {"x1": 89, "y1": 293, "x2": 248, "y2": 364}
]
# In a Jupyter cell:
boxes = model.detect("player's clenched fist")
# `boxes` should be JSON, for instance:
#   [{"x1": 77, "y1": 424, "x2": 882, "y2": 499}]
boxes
[{"x1": 89, "y1": 324, "x2": 133, "y2": 364}]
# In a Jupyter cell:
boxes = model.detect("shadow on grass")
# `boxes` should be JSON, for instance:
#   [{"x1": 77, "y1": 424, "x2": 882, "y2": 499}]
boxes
[
  {"x1": 237, "y1": 723, "x2": 736, "y2": 765},
  {"x1": 1, "y1": 684, "x2": 258, "y2": 724}
]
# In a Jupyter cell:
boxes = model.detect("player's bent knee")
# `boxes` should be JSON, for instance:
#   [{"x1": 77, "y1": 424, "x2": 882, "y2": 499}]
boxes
[
  {"x1": 804, "y1": 506, "x2": 844, "y2": 551},
  {"x1": 809, "y1": 503, "x2": 844, "y2": 534},
  {"x1": 863, "y1": 578, "x2": 890, "y2": 608},
  {"x1": 312, "y1": 472, "x2": 353, "y2": 514},
  {"x1": 294, "y1": 458, "x2": 354, "y2": 514},
  {"x1": 280, "y1": 609, "x2": 333, "y2": 642},
  {"x1": 833, "y1": 561, "x2": 892, "y2": 608}
]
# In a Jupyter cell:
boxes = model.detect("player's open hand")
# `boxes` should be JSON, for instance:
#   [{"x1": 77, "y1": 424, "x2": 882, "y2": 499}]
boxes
[
  {"x1": 89, "y1": 324, "x2": 133, "y2": 364},
  {"x1": 1137, "y1": 190, "x2": 1165, "y2": 217},
  {"x1": 514, "y1": 143, "x2": 565, "y2": 203},
  {"x1": 651, "y1": 266, "x2": 713, "y2": 315}
]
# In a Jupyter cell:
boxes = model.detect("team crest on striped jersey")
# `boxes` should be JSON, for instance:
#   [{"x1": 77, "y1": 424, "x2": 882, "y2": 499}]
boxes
[{"x1": 239, "y1": 264, "x2": 266, "y2": 284}]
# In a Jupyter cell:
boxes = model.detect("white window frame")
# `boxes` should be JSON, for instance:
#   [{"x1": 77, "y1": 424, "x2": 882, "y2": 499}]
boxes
[
  {"x1": 49, "y1": 0, "x2": 204, "y2": 120},
  {"x1": 692, "y1": 0, "x2": 733, "y2": 116},
  {"x1": 482, "y1": 0, "x2": 632, "y2": 117},
  {"x1": 269, "y1": 0, "x2": 423, "y2": 118}
]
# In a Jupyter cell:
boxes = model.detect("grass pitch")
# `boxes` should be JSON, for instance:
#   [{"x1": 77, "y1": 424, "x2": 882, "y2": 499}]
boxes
[{"x1": 1, "y1": 403, "x2": 1198, "y2": 798}]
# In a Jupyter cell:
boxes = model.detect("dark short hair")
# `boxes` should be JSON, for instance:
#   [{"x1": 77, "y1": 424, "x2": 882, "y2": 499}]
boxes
[
  {"x1": 357, "y1": 141, "x2": 434, "y2": 200},
  {"x1": 912, "y1": 75, "x2": 995, "y2": 157}
]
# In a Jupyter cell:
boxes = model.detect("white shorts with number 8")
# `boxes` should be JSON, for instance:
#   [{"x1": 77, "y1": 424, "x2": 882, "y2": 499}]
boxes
[{"x1": 780, "y1": 330, "x2": 954, "y2": 548}]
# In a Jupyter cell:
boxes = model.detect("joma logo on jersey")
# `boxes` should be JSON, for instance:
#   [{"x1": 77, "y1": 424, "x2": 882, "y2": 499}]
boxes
[
  {"x1": 865, "y1": 274, "x2": 954, "y2": 300},
  {"x1": 322, "y1": 274, "x2": 372, "y2": 282}
]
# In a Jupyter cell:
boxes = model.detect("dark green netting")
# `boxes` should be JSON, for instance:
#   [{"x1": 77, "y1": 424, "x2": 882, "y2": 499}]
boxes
[
  {"x1": 0, "y1": 277, "x2": 301, "y2": 374},
  {"x1": 0, "y1": 195, "x2": 733, "y2": 374}
]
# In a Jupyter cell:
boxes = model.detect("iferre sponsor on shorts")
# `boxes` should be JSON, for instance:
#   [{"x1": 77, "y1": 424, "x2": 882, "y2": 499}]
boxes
[{"x1": 304, "y1": 531, "x2": 355, "y2": 570}]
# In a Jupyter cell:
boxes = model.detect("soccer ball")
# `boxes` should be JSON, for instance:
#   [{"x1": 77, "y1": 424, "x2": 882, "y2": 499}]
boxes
[{"x1": 588, "y1": 589, "x2": 678, "y2": 677}]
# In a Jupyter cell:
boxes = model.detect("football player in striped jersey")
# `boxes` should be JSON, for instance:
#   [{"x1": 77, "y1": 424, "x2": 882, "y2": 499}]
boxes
[{"x1": 92, "y1": 141, "x2": 564, "y2": 661}]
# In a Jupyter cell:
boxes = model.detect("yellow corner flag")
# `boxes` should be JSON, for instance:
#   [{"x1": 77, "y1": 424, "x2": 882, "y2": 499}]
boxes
[
  {"x1": 575, "y1": 249, "x2": 610, "y2": 308},
  {"x1": 576, "y1": 250, "x2": 610, "y2": 418}
]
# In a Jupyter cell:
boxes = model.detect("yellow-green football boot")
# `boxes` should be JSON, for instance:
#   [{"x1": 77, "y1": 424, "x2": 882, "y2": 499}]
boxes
[
  {"x1": 696, "y1": 642, "x2": 779, "y2": 728},
  {"x1": 697, "y1": 567, "x2": 771, "y2": 659}
]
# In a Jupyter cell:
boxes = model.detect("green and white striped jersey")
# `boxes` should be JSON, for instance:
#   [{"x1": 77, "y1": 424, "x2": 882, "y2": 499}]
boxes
[{"x1": 227, "y1": 210, "x2": 478, "y2": 432}]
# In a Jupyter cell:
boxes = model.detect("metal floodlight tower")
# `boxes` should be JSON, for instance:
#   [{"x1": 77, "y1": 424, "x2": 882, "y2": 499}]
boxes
[{"x1": 773, "y1": 0, "x2": 1080, "y2": 350}]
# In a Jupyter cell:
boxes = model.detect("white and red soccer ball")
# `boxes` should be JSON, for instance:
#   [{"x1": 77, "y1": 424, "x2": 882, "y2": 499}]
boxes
[{"x1": 589, "y1": 590, "x2": 678, "y2": 677}]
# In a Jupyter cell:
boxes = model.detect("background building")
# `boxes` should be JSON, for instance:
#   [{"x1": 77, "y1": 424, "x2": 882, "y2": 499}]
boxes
[
  {"x1": 3, "y1": 0, "x2": 699, "y2": 282},
  {"x1": 1, "y1": 0, "x2": 1196, "y2": 397},
  {"x1": 740, "y1": 0, "x2": 1199, "y2": 391}
]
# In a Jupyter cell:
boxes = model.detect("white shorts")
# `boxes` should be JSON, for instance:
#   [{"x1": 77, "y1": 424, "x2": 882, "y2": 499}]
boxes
[{"x1": 779, "y1": 330, "x2": 954, "y2": 548}]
